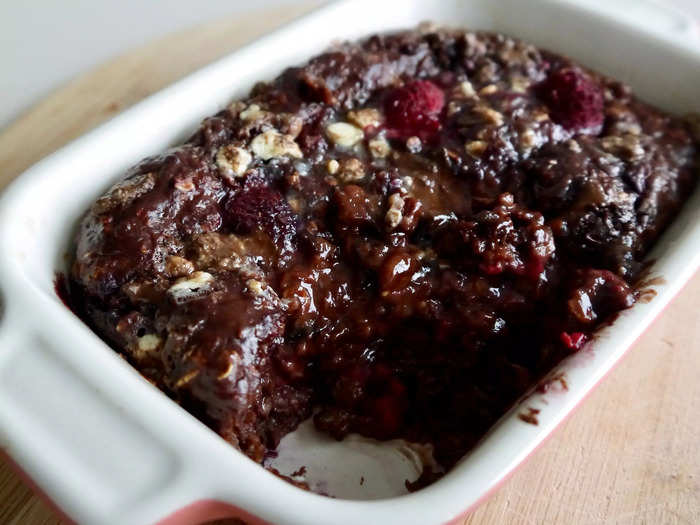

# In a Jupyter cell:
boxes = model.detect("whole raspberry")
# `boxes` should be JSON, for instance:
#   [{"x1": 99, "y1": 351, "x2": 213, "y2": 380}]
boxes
[
  {"x1": 224, "y1": 180, "x2": 298, "y2": 251},
  {"x1": 536, "y1": 68, "x2": 604, "y2": 133},
  {"x1": 384, "y1": 80, "x2": 445, "y2": 141}
]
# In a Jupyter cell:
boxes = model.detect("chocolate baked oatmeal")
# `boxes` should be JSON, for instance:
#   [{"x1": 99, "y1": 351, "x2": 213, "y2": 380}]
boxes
[{"x1": 68, "y1": 26, "x2": 699, "y2": 477}]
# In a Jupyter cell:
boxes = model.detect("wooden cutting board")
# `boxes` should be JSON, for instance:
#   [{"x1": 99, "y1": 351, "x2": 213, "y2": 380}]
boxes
[{"x1": 1, "y1": 5, "x2": 698, "y2": 524}]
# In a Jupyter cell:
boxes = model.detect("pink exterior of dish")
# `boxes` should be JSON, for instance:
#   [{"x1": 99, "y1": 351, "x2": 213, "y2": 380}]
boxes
[{"x1": 156, "y1": 500, "x2": 272, "y2": 525}]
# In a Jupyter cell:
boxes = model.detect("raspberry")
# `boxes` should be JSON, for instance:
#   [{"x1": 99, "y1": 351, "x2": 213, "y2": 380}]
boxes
[
  {"x1": 536, "y1": 68, "x2": 604, "y2": 133},
  {"x1": 224, "y1": 180, "x2": 298, "y2": 250},
  {"x1": 384, "y1": 80, "x2": 445, "y2": 141},
  {"x1": 560, "y1": 331, "x2": 587, "y2": 351}
]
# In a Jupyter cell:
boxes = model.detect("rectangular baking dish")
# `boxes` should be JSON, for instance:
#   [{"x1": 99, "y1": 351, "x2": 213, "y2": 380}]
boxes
[{"x1": 0, "y1": 1, "x2": 698, "y2": 524}]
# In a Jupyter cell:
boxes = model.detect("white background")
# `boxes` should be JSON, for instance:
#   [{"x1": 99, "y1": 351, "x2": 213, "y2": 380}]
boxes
[{"x1": 1, "y1": 0, "x2": 698, "y2": 129}]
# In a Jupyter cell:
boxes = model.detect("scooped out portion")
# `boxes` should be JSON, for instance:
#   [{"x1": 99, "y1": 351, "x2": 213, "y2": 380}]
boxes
[{"x1": 69, "y1": 26, "x2": 699, "y2": 483}]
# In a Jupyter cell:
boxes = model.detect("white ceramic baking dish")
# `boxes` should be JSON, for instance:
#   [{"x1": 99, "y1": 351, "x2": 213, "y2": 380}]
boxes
[{"x1": 0, "y1": 0, "x2": 698, "y2": 523}]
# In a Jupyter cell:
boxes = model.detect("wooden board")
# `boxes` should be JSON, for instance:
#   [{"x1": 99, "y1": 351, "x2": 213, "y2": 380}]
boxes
[{"x1": 1, "y1": 5, "x2": 698, "y2": 524}]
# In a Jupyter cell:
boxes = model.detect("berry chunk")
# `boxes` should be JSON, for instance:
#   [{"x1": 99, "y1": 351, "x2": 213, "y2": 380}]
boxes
[
  {"x1": 560, "y1": 331, "x2": 587, "y2": 351},
  {"x1": 536, "y1": 68, "x2": 604, "y2": 133},
  {"x1": 384, "y1": 80, "x2": 445, "y2": 141}
]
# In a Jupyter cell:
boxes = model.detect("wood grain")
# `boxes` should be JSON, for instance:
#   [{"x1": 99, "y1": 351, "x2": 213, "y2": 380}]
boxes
[{"x1": 1, "y1": 5, "x2": 698, "y2": 524}]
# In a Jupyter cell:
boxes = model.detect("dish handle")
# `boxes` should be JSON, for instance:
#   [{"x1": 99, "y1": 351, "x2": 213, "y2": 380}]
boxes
[{"x1": 0, "y1": 295, "x2": 255, "y2": 525}]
